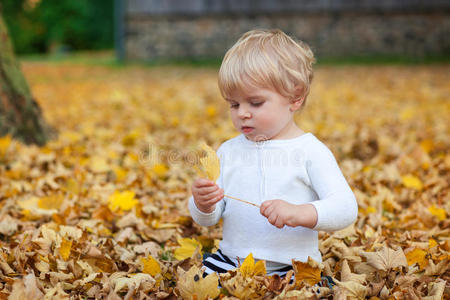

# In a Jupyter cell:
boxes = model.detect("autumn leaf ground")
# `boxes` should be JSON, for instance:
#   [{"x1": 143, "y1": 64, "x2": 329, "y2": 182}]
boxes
[{"x1": 0, "y1": 60, "x2": 448, "y2": 298}]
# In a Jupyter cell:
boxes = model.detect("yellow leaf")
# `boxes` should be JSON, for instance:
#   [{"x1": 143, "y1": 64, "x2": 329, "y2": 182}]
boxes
[
  {"x1": 177, "y1": 265, "x2": 220, "y2": 300},
  {"x1": 292, "y1": 256, "x2": 322, "y2": 286},
  {"x1": 429, "y1": 238, "x2": 438, "y2": 249},
  {"x1": 152, "y1": 163, "x2": 169, "y2": 178},
  {"x1": 366, "y1": 206, "x2": 377, "y2": 214},
  {"x1": 89, "y1": 155, "x2": 110, "y2": 173},
  {"x1": 64, "y1": 178, "x2": 80, "y2": 195},
  {"x1": 420, "y1": 139, "x2": 434, "y2": 154},
  {"x1": 206, "y1": 106, "x2": 217, "y2": 117},
  {"x1": 122, "y1": 130, "x2": 140, "y2": 146},
  {"x1": 428, "y1": 205, "x2": 446, "y2": 221},
  {"x1": 0, "y1": 135, "x2": 12, "y2": 157},
  {"x1": 38, "y1": 194, "x2": 64, "y2": 210},
  {"x1": 108, "y1": 190, "x2": 138, "y2": 212},
  {"x1": 196, "y1": 143, "x2": 220, "y2": 181},
  {"x1": 239, "y1": 253, "x2": 266, "y2": 278},
  {"x1": 405, "y1": 248, "x2": 428, "y2": 270},
  {"x1": 59, "y1": 239, "x2": 72, "y2": 261},
  {"x1": 364, "y1": 226, "x2": 375, "y2": 239},
  {"x1": 141, "y1": 256, "x2": 161, "y2": 277},
  {"x1": 399, "y1": 108, "x2": 415, "y2": 121},
  {"x1": 401, "y1": 174, "x2": 423, "y2": 191},
  {"x1": 61, "y1": 131, "x2": 82, "y2": 143},
  {"x1": 174, "y1": 238, "x2": 202, "y2": 261},
  {"x1": 113, "y1": 166, "x2": 128, "y2": 182}
]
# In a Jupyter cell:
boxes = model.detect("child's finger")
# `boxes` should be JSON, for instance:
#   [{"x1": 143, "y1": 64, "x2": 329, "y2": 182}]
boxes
[
  {"x1": 204, "y1": 188, "x2": 223, "y2": 201},
  {"x1": 194, "y1": 178, "x2": 215, "y2": 188},
  {"x1": 208, "y1": 193, "x2": 224, "y2": 205},
  {"x1": 260, "y1": 200, "x2": 274, "y2": 215},
  {"x1": 262, "y1": 205, "x2": 275, "y2": 218},
  {"x1": 197, "y1": 185, "x2": 219, "y2": 195},
  {"x1": 268, "y1": 214, "x2": 277, "y2": 225},
  {"x1": 274, "y1": 217, "x2": 284, "y2": 229}
]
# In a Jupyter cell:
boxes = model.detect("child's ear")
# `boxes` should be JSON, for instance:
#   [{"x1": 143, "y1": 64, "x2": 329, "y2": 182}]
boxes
[
  {"x1": 290, "y1": 86, "x2": 305, "y2": 112},
  {"x1": 289, "y1": 97, "x2": 304, "y2": 112}
]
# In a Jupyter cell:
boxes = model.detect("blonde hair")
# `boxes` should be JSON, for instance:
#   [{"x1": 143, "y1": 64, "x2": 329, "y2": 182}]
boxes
[{"x1": 218, "y1": 29, "x2": 315, "y2": 107}]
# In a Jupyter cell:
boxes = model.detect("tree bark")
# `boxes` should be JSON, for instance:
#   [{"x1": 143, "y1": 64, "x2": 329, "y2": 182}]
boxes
[{"x1": 0, "y1": 11, "x2": 53, "y2": 146}]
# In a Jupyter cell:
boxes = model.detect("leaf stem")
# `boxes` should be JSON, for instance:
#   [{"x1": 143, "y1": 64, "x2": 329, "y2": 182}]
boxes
[{"x1": 224, "y1": 194, "x2": 260, "y2": 208}]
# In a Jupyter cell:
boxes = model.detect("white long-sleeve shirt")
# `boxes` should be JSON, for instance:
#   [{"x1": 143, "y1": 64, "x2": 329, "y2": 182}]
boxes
[{"x1": 189, "y1": 133, "x2": 358, "y2": 265}]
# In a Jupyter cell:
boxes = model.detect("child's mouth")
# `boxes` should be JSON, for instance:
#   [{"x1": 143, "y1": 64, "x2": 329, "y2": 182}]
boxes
[{"x1": 241, "y1": 126, "x2": 254, "y2": 134}]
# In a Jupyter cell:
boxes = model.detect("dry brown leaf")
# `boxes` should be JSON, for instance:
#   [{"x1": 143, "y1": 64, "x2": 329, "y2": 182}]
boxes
[
  {"x1": 360, "y1": 245, "x2": 407, "y2": 271},
  {"x1": 335, "y1": 279, "x2": 368, "y2": 299},
  {"x1": 220, "y1": 270, "x2": 267, "y2": 300},
  {"x1": 422, "y1": 279, "x2": 446, "y2": 300},
  {"x1": 341, "y1": 259, "x2": 366, "y2": 284}
]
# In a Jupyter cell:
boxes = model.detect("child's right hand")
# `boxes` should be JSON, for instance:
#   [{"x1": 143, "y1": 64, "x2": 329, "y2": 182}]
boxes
[{"x1": 191, "y1": 178, "x2": 224, "y2": 213}]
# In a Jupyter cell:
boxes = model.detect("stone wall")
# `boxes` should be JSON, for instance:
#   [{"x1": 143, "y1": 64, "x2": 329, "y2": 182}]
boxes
[{"x1": 123, "y1": 1, "x2": 450, "y2": 60}]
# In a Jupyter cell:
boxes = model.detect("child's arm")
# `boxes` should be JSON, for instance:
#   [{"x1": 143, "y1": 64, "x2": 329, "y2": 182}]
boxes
[
  {"x1": 304, "y1": 141, "x2": 358, "y2": 231},
  {"x1": 260, "y1": 141, "x2": 358, "y2": 231}
]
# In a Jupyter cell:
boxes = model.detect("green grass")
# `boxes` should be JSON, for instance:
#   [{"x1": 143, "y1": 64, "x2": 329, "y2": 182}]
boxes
[{"x1": 19, "y1": 50, "x2": 450, "y2": 68}]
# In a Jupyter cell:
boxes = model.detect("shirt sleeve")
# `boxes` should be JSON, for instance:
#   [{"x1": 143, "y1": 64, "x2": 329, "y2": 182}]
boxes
[
  {"x1": 306, "y1": 141, "x2": 358, "y2": 232},
  {"x1": 188, "y1": 144, "x2": 226, "y2": 227}
]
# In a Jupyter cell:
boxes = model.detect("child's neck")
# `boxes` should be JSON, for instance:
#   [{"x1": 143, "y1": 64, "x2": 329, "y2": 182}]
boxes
[{"x1": 272, "y1": 123, "x2": 305, "y2": 140}]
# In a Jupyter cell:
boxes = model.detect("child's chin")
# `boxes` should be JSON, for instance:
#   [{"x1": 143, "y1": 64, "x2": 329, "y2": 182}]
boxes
[{"x1": 245, "y1": 133, "x2": 269, "y2": 142}]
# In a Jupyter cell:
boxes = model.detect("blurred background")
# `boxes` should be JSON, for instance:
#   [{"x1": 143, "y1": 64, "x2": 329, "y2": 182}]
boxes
[
  {"x1": 1, "y1": 0, "x2": 114, "y2": 55},
  {"x1": 1, "y1": 0, "x2": 449, "y2": 63}
]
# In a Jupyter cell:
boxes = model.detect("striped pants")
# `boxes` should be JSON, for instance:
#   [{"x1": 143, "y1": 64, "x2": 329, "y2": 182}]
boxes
[
  {"x1": 202, "y1": 249, "x2": 336, "y2": 290},
  {"x1": 202, "y1": 249, "x2": 294, "y2": 278}
]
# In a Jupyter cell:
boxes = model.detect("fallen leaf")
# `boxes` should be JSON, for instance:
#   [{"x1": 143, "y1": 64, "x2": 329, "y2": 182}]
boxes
[
  {"x1": 401, "y1": 174, "x2": 423, "y2": 190},
  {"x1": 422, "y1": 279, "x2": 445, "y2": 300},
  {"x1": 335, "y1": 279, "x2": 368, "y2": 299},
  {"x1": 360, "y1": 245, "x2": 407, "y2": 271},
  {"x1": 427, "y1": 204, "x2": 446, "y2": 221},
  {"x1": 38, "y1": 194, "x2": 64, "y2": 210},
  {"x1": 341, "y1": 259, "x2": 366, "y2": 284},
  {"x1": 176, "y1": 265, "x2": 220, "y2": 300},
  {"x1": 239, "y1": 253, "x2": 266, "y2": 278},
  {"x1": 0, "y1": 134, "x2": 12, "y2": 157},
  {"x1": 174, "y1": 238, "x2": 202, "y2": 261},
  {"x1": 292, "y1": 256, "x2": 322, "y2": 286},
  {"x1": 405, "y1": 248, "x2": 428, "y2": 269},
  {"x1": 108, "y1": 190, "x2": 138, "y2": 212},
  {"x1": 59, "y1": 238, "x2": 72, "y2": 261},
  {"x1": 112, "y1": 273, "x2": 155, "y2": 293},
  {"x1": 141, "y1": 255, "x2": 161, "y2": 277},
  {"x1": 152, "y1": 163, "x2": 169, "y2": 178}
]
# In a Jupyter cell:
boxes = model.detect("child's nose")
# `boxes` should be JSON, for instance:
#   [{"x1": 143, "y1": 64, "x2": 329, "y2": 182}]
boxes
[{"x1": 238, "y1": 107, "x2": 251, "y2": 119}]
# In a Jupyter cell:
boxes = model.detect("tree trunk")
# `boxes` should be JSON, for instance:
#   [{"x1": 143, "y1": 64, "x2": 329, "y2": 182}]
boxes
[{"x1": 0, "y1": 11, "x2": 53, "y2": 146}]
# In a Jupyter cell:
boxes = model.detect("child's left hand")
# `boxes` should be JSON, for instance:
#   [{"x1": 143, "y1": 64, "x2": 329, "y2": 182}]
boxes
[{"x1": 260, "y1": 199, "x2": 318, "y2": 229}]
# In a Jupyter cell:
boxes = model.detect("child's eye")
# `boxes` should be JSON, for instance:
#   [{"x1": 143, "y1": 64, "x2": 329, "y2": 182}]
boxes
[
  {"x1": 230, "y1": 103, "x2": 239, "y2": 108},
  {"x1": 251, "y1": 101, "x2": 264, "y2": 107}
]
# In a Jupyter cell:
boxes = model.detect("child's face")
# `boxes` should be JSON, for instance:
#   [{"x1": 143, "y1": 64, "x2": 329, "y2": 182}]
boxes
[{"x1": 225, "y1": 85, "x2": 301, "y2": 141}]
